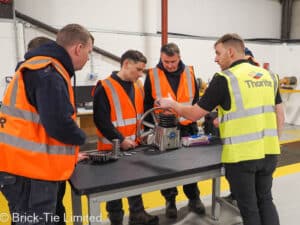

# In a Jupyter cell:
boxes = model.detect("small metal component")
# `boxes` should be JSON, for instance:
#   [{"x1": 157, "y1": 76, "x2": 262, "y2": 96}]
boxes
[
  {"x1": 123, "y1": 152, "x2": 132, "y2": 156},
  {"x1": 112, "y1": 139, "x2": 120, "y2": 159}
]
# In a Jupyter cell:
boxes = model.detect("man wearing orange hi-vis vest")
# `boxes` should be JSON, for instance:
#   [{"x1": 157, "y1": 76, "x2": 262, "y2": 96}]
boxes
[
  {"x1": 144, "y1": 43, "x2": 205, "y2": 219},
  {"x1": 0, "y1": 24, "x2": 93, "y2": 224},
  {"x1": 93, "y1": 50, "x2": 159, "y2": 225}
]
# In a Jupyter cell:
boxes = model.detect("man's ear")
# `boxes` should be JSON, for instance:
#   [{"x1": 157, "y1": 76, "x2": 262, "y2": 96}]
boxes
[
  {"x1": 123, "y1": 59, "x2": 131, "y2": 68},
  {"x1": 74, "y1": 43, "x2": 83, "y2": 56},
  {"x1": 228, "y1": 47, "x2": 235, "y2": 58}
]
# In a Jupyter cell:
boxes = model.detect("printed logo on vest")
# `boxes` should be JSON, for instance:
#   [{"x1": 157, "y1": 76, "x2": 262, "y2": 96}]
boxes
[
  {"x1": 244, "y1": 71, "x2": 272, "y2": 88},
  {"x1": 248, "y1": 71, "x2": 263, "y2": 79}
]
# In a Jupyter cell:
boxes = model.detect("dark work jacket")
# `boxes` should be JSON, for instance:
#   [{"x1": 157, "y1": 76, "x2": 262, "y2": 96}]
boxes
[{"x1": 20, "y1": 42, "x2": 86, "y2": 145}]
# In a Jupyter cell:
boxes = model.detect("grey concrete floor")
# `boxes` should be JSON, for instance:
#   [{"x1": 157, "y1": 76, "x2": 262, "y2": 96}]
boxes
[{"x1": 101, "y1": 171, "x2": 300, "y2": 225}]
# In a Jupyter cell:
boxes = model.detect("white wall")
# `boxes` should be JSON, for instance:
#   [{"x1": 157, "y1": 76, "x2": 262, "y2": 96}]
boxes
[
  {"x1": 164, "y1": 0, "x2": 281, "y2": 39},
  {"x1": 12, "y1": 0, "x2": 285, "y2": 84},
  {"x1": 0, "y1": 21, "x2": 18, "y2": 101},
  {"x1": 15, "y1": 0, "x2": 281, "y2": 39},
  {"x1": 15, "y1": 0, "x2": 158, "y2": 33},
  {"x1": 0, "y1": 0, "x2": 299, "y2": 124}
]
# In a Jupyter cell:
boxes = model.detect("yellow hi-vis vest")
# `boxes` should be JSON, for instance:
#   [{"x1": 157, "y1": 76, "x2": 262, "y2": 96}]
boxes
[{"x1": 217, "y1": 62, "x2": 280, "y2": 163}]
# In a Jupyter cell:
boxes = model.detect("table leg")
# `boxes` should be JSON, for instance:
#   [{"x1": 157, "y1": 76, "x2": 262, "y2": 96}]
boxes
[
  {"x1": 70, "y1": 188, "x2": 83, "y2": 225},
  {"x1": 211, "y1": 177, "x2": 221, "y2": 220},
  {"x1": 88, "y1": 195, "x2": 102, "y2": 225}
]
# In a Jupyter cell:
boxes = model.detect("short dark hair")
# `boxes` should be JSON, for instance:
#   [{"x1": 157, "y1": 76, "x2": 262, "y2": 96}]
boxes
[
  {"x1": 56, "y1": 24, "x2": 94, "y2": 48},
  {"x1": 27, "y1": 36, "x2": 52, "y2": 51},
  {"x1": 160, "y1": 43, "x2": 180, "y2": 56},
  {"x1": 120, "y1": 50, "x2": 147, "y2": 67},
  {"x1": 215, "y1": 33, "x2": 245, "y2": 53}
]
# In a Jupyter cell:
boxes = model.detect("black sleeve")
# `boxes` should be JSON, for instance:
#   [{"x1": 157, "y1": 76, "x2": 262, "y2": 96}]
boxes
[
  {"x1": 275, "y1": 89, "x2": 282, "y2": 104},
  {"x1": 192, "y1": 75, "x2": 200, "y2": 104},
  {"x1": 275, "y1": 75, "x2": 282, "y2": 104},
  {"x1": 143, "y1": 74, "x2": 155, "y2": 113},
  {"x1": 92, "y1": 82, "x2": 124, "y2": 142},
  {"x1": 198, "y1": 74, "x2": 230, "y2": 111},
  {"x1": 23, "y1": 67, "x2": 86, "y2": 145},
  {"x1": 143, "y1": 73, "x2": 156, "y2": 125}
]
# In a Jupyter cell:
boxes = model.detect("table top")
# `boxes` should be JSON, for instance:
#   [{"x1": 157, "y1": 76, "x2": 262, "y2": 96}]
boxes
[{"x1": 70, "y1": 144, "x2": 222, "y2": 195}]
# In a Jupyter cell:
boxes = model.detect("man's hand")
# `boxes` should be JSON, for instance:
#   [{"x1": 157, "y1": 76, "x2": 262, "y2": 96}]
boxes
[
  {"x1": 213, "y1": 118, "x2": 219, "y2": 127},
  {"x1": 121, "y1": 138, "x2": 137, "y2": 151},
  {"x1": 156, "y1": 93, "x2": 177, "y2": 109},
  {"x1": 77, "y1": 152, "x2": 89, "y2": 162}
]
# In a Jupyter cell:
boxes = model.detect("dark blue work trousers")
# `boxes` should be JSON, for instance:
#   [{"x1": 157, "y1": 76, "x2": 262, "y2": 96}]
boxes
[
  {"x1": 1, "y1": 173, "x2": 65, "y2": 225},
  {"x1": 224, "y1": 155, "x2": 280, "y2": 225},
  {"x1": 161, "y1": 183, "x2": 200, "y2": 201},
  {"x1": 106, "y1": 195, "x2": 144, "y2": 218}
]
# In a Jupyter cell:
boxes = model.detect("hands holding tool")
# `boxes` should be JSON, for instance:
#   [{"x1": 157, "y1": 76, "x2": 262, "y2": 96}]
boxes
[{"x1": 121, "y1": 138, "x2": 137, "y2": 151}]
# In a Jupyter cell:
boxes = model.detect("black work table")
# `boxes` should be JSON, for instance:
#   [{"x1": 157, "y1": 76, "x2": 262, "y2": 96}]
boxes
[{"x1": 69, "y1": 144, "x2": 223, "y2": 225}]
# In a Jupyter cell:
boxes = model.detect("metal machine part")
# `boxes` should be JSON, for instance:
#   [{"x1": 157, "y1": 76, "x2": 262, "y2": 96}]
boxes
[
  {"x1": 88, "y1": 151, "x2": 118, "y2": 163},
  {"x1": 137, "y1": 107, "x2": 181, "y2": 151},
  {"x1": 88, "y1": 139, "x2": 121, "y2": 163},
  {"x1": 112, "y1": 139, "x2": 120, "y2": 159}
]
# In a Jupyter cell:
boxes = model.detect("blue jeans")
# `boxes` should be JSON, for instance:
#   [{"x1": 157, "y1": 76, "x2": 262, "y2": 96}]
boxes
[{"x1": 224, "y1": 155, "x2": 280, "y2": 225}]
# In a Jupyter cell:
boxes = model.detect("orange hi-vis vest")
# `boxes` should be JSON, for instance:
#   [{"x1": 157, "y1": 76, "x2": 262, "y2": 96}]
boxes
[
  {"x1": 96, "y1": 77, "x2": 144, "y2": 151},
  {"x1": 148, "y1": 66, "x2": 196, "y2": 125},
  {"x1": 0, "y1": 56, "x2": 79, "y2": 181}
]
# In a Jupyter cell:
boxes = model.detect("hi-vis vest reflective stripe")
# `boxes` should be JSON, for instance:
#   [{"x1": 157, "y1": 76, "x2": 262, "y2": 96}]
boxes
[
  {"x1": 0, "y1": 56, "x2": 79, "y2": 181},
  {"x1": 149, "y1": 66, "x2": 196, "y2": 125},
  {"x1": 217, "y1": 63, "x2": 280, "y2": 163},
  {"x1": 96, "y1": 77, "x2": 144, "y2": 151}
]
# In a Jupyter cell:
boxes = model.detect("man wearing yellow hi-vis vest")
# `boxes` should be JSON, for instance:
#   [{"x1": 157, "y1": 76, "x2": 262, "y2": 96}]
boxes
[{"x1": 157, "y1": 33, "x2": 284, "y2": 225}]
